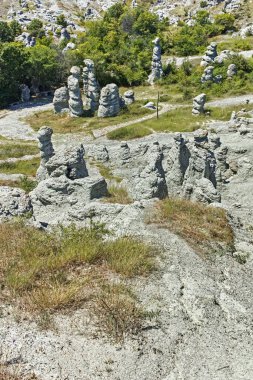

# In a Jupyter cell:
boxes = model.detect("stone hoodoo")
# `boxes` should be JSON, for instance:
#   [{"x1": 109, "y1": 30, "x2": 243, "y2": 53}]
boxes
[
  {"x1": 200, "y1": 42, "x2": 218, "y2": 67},
  {"x1": 182, "y1": 129, "x2": 221, "y2": 203},
  {"x1": 67, "y1": 66, "x2": 84, "y2": 117},
  {"x1": 192, "y1": 93, "x2": 206, "y2": 115},
  {"x1": 31, "y1": 130, "x2": 108, "y2": 225},
  {"x1": 82, "y1": 59, "x2": 100, "y2": 112},
  {"x1": 227, "y1": 64, "x2": 237, "y2": 78},
  {"x1": 123, "y1": 90, "x2": 135, "y2": 105},
  {"x1": 148, "y1": 37, "x2": 163, "y2": 85},
  {"x1": 36, "y1": 126, "x2": 55, "y2": 182},
  {"x1": 97, "y1": 84, "x2": 120, "y2": 118},
  {"x1": 201, "y1": 66, "x2": 222, "y2": 84},
  {"x1": 20, "y1": 84, "x2": 30, "y2": 102},
  {"x1": 53, "y1": 86, "x2": 69, "y2": 114}
]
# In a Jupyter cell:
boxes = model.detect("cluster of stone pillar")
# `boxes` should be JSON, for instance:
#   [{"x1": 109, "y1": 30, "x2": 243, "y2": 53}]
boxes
[{"x1": 53, "y1": 61, "x2": 135, "y2": 118}]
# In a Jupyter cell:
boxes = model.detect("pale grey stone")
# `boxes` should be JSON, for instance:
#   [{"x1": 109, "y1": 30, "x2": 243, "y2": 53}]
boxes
[
  {"x1": 0, "y1": 186, "x2": 31, "y2": 219},
  {"x1": 192, "y1": 93, "x2": 206, "y2": 115},
  {"x1": 67, "y1": 66, "x2": 84, "y2": 117},
  {"x1": 82, "y1": 59, "x2": 100, "y2": 112},
  {"x1": 36, "y1": 126, "x2": 55, "y2": 182},
  {"x1": 97, "y1": 84, "x2": 120, "y2": 117},
  {"x1": 123, "y1": 90, "x2": 135, "y2": 105},
  {"x1": 148, "y1": 37, "x2": 163, "y2": 84},
  {"x1": 53, "y1": 86, "x2": 69, "y2": 114},
  {"x1": 20, "y1": 84, "x2": 30, "y2": 102}
]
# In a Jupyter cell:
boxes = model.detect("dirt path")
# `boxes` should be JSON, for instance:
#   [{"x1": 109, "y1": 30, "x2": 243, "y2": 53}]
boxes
[{"x1": 92, "y1": 103, "x2": 174, "y2": 138}]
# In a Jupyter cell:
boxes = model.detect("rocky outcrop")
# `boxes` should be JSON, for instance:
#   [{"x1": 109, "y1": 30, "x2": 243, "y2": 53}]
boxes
[
  {"x1": 124, "y1": 141, "x2": 167, "y2": 201},
  {"x1": 97, "y1": 84, "x2": 120, "y2": 117},
  {"x1": 200, "y1": 42, "x2": 218, "y2": 67},
  {"x1": 123, "y1": 90, "x2": 135, "y2": 105},
  {"x1": 227, "y1": 64, "x2": 237, "y2": 78},
  {"x1": 0, "y1": 186, "x2": 31, "y2": 220},
  {"x1": 192, "y1": 93, "x2": 206, "y2": 115},
  {"x1": 148, "y1": 37, "x2": 163, "y2": 85},
  {"x1": 82, "y1": 59, "x2": 100, "y2": 112},
  {"x1": 31, "y1": 132, "x2": 107, "y2": 224},
  {"x1": 53, "y1": 86, "x2": 69, "y2": 114},
  {"x1": 36, "y1": 126, "x2": 55, "y2": 182},
  {"x1": 201, "y1": 66, "x2": 222, "y2": 84},
  {"x1": 67, "y1": 66, "x2": 84, "y2": 117},
  {"x1": 20, "y1": 84, "x2": 30, "y2": 102}
]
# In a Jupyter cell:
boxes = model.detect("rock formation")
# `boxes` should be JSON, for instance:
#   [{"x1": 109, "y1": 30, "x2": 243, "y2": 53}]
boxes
[
  {"x1": 60, "y1": 27, "x2": 70, "y2": 41},
  {"x1": 97, "y1": 84, "x2": 120, "y2": 118},
  {"x1": 82, "y1": 59, "x2": 100, "y2": 112},
  {"x1": 192, "y1": 93, "x2": 206, "y2": 115},
  {"x1": 123, "y1": 90, "x2": 135, "y2": 105},
  {"x1": 227, "y1": 63, "x2": 237, "y2": 78},
  {"x1": 31, "y1": 131, "x2": 108, "y2": 224},
  {"x1": 0, "y1": 186, "x2": 31, "y2": 220},
  {"x1": 148, "y1": 37, "x2": 163, "y2": 85},
  {"x1": 36, "y1": 126, "x2": 55, "y2": 182},
  {"x1": 53, "y1": 86, "x2": 69, "y2": 114},
  {"x1": 200, "y1": 42, "x2": 218, "y2": 67},
  {"x1": 67, "y1": 66, "x2": 84, "y2": 117},
  {"x1": 20, "y1": 84, "x2": 30, "y2": 102},
  {"x1": 201, "y1": 66, "x2": 222, "y2": 84}
]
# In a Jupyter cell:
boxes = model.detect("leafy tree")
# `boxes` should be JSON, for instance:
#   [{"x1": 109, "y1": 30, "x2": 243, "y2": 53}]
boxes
[
  {"x1": 214, "y1": 13, "x2": 236, "y2": 33},
  {"x1": 0, "y1": 22, "x2": 13, "y2": 42},
  {"x1": 9, "y1": 20, "x2": 22, "y2": 37},
  {"x1": 0, "y1": 42, "x2": 29, "y2": 106},
  {"x1": 27, "y1": 19, "x2": 44, "y2": 37},
  {"x1": 56, "y1": 15, "x2": 68, "y2": 28}
]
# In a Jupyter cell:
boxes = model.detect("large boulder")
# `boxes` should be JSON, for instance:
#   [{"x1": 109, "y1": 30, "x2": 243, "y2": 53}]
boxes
[
  {"x1": 53, "y1": 86, "x2": 69, "y2": 114},
  {"x1": 97, "y1": 84, "x2": 120, "y2": 118}
]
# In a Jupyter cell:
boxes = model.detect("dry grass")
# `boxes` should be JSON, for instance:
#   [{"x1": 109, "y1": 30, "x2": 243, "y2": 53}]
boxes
[
  {"x1": 0, "y1": 158, "x2": 40, "y2": 177},
  {"x1": 0, "y1": 177, "x2": 37, "y2": 193},
  {"x1": 24, "y1": 102, "x2": 152, "y2": 134},
  {"x1": 0, "y1": 141, "x2": 38, "y2": 160},
  {"x1": 0, "y1": 222, "x2": 156, "y2": 340},
  {"x1": 90, "y1": 161, "x2": 122, "y2": 183},
  {"x1": 105, "y1": 185, "x2": 133, "y2": 205},
  {"x1": 0, "y1": 366, "x2": 37, "y2": 380},
  {"x1": 150, "y1": 198, "x2": 234, "y2": 256}
]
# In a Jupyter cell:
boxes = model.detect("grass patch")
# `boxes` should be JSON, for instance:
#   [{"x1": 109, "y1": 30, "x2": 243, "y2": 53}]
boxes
[
  {"x1": 150, "y1": 198, "x2": 234, "y2": 256},
  {"x1": 108, "y1": 104, "x2": 253, "y2": 139},
  {"x1": 24, "y1": 102, "x2": 153, "y2": 134},
  {"x1": 0, "y1": 158, "x2": 39, "y2": 177},
  {"x1": 90, "y1": 161, "x2": 122, "y2": 183},
  {"x1": 105, "y1": 185, "x2": 133, "y2": 204},
  {"x1": 0, "y1": 222, "x2": 156, "y2": 340},
  {"x1": 0, "y1": 141, "x2": 38, "y2": 160},
  {"x1": 0, "y1": 368, "x2": 37, "y2": 380},
  {"x1": 0, "y1": 176, "x2": 37, "y2": 193},
  {"x1": 107, "y1": 124, "x2": 152, "y2": 140}
]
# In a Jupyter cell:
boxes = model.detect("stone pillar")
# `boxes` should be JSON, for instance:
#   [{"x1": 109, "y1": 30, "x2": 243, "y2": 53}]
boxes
[
  {"x1": 148, "y1": 37, "x2": 163, "y2": 85},
  {"x1": 82, "y1": 59, "x2": 100, "y2": 112},
  {"x1": 36, "y1": 126, "x2": 55, "y2": 182},
  {"x1": 97, "y1": 84, "x2": 120, "y2": 117},
  {"x1": 67, "y1": 66, "x2": 84, "y2": 117}
]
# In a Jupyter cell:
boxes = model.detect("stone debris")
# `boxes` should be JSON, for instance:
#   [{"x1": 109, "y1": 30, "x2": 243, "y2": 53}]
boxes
[
  {"x1": 148, "y1": 37, "x2": 163, "y2": 85},
  {"x1": 36, "y1": 126, "x2": 55, "y2": 182},
  {"x1": 82, "y1": 59, "x2": 100, "y2": 112},
  {"x1": 200, "y1": 42, "x2": 218, "y2": 67},
  {"x1": 20, "y1": 84, "x2": 30, "y2": 102},
  {"x1": 0, "y1": 186, "x2": 31, "y2": 220},
  {"x1": 143, "y1": 101, "x2": 156, "y2": 110},
  {"x1": 192, "y1": 93, "x2": 206, "y2": 115},
  {"x1": 53, "y1": 86, "x2": 69, "y2": 114},
  {"x1": 97, "y1": 83, "x2": 120, "y2": 117},
  {"x1": 67, "y1": 66, "x2": 84, "y2": 117}
]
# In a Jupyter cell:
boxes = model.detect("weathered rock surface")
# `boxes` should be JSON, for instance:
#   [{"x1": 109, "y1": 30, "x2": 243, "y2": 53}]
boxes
[
  {"x1": 200, "y1": 42, "x2": 218, "y2": 67},
  {"x1": 192, "y1": 93, "x2": 206, "y2": 115},
  {"x1": 0, "y1": 186, "x2": 31, "y2": 219},
  {"x1": 148, "y1": 37, "x2": 163, "y2": 85},
  {"x1": 67, "y1": 66, "x2": 84, "y2": 117},
  {"x1": 36, "y1": 126, "x2": 55, "y2": 181},
  {"x1": 227, "y1": 63, "x2": 237, "y2": 78},
  {"x1": 20, "y1": 84, "x2": 30, "y2": 102},
  {"x1": 53, "y1": 86, "x2": 69, "y2": 114},
  {"x1": 97, "y1": 83, "x2": 120, "y2": 118},
  {"x1": 82, "y1": 59, "x2": 100, "y2": 112},
  {"x1": 123, "y1": 90, "x2": 135, "y2": 105},
  {"x1": 201, "y1": 65, "x2": 222, "y2": 84}
]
